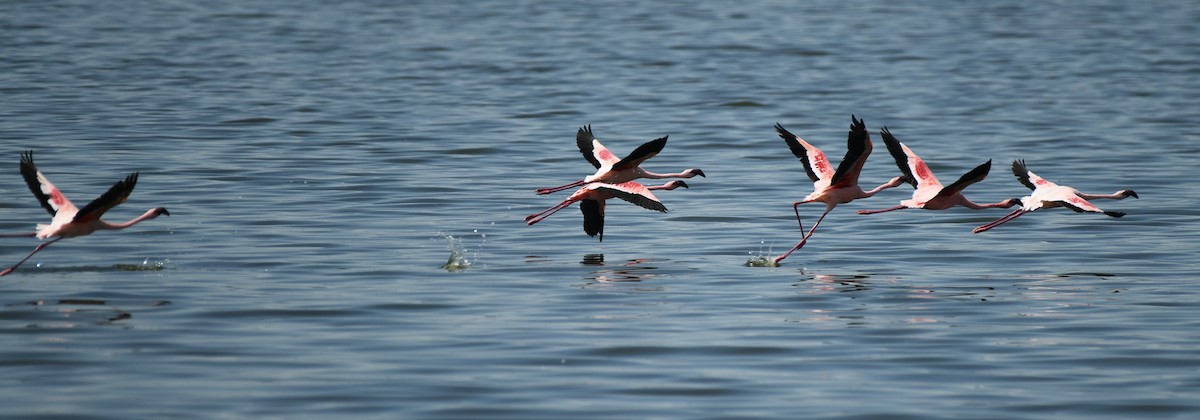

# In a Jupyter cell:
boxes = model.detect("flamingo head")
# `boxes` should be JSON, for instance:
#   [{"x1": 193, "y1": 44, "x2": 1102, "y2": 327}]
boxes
[
  {"x1": 1118, "y1": 190, "x2": 1138, "y2": 199},
  {"x1": 1001, "y1": 198, "x2": 1022, "y2": 208},
  {"x1": 151, "y1": 207, "x2": 171, "y2": 217},
  {"x1": 666, "y1": 180, "x2": 689, "y2": 190},
  {"x1": 686, "y1": 169, "x2": 706, "y2": 178}
]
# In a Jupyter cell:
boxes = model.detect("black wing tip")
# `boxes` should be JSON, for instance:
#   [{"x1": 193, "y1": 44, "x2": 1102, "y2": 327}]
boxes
[
  {"x1": 19, "y1": 150, "x2": 37, "y2": 171},
  {"x1": 124, "y1": 172, "x2": 140, "y2": 189},
  {"x1": 1105, "y1": 211, "x2": 1126, "y2": 218},
  {"x1": 774, "y1": 122, "x2": 791, "y2": 136},
  {"x1": 978, "y1": 159, "x2": 993, "y2": 173},
  {"x1": 850, "y1": 114, "x2": 866, "y2": 131},
  {"x1": 577, "y1": 124, "x2": 596, "y2": 141},
  {"x1": 847, "y1": 115, "x2": 868, "y2": 142},
  {"x1": 1012, "y1": 159, "x2": 1028, "y2": 172}
]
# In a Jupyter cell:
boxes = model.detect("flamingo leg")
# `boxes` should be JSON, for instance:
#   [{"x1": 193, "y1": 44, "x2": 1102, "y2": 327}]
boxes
[
  {"x1": 972, "y1": 209, "x2": 1028, "y2": 234},
  {"x1": 525, "y1": 200, "x2": 574, "y2": 225},
  {"x1": 790, "y1": 200, "x2": 814, "y2": 234},
  {"x1": 536, "y1": 180, "x2": 585, "y2": 195},
  {"x1": 773, "y1": 205, "x2": 835, "y2": 265},
  {"x1": 0, "y1": 237, "x2": 64, "y2": 277},
  {"x1": 857, "y1": 205, "x2": 907, "y2": 215}
]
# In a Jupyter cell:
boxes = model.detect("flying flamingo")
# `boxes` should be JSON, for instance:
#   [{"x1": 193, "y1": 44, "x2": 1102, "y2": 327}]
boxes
[
  {"x1": 0, "y1": 151, "x2": 170, "y2": 276},
  {"x1": 772, "y1": 116, "x2": 906, "y2": 265},
  {"x1": 972, "y1": 160, "x2": 1137, "y2": 233},
  {"x1": 535, "y1": 125, "x2": 704, "y2": 195},
  {"x1": 857, "y1": 127, "x2": 1020, "y2": 214},
  {"x1": 526, "y1": 180, "x2": 688, "y2": 241}
]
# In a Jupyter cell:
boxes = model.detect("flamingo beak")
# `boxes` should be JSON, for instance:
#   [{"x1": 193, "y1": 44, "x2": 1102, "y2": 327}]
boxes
[
  {"x1": 1124, "y1": 190, "x2": 1139, "y2": 199},
  {"x1": 693, "y1": 169, "x2": 706, "y2": 178},
  {"x1": 155, "y1": 207, "x2": 171, "y2": 216}
]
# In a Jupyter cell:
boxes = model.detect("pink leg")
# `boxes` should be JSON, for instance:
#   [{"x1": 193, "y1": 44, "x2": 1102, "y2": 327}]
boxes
[
  {"x1": 0, "y1": 237, "x2": 63, "y2": 277},
  {"x1": 791, "y1": 200, "x2": 813, "y2": 234},
  {"x1": 536, "y1": 180, "x2": 584, "y2": 195},
  {"x1": 774, "y1": 206, "x2": 834, "y2": 265},
  {"x1": 857, "y1": 205, "x2": 907, "y2": 215},
  {"x1": 972, "y1": 209, "x2": 1027, "y2": 234},
  {"x1": 525, "y1": 200, "x2": 573, "y2": 225}
]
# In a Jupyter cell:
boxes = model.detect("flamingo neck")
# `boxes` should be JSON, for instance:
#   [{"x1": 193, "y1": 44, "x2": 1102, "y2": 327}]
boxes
[
  {"x1": 861, "y1": 177, "x2": 906, "y2": 197},
  {"x1": 99, "y1": 209, "x2": 165, "y2": 230}
]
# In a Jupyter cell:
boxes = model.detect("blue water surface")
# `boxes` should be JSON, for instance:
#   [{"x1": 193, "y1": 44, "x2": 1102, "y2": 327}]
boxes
[{"x1": 1, "y1": 1, "x2": 1198, "y2": 418}]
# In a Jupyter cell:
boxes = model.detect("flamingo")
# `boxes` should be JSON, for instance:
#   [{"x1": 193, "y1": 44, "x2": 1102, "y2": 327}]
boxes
[
  {"x1": 0, "y1": 151, "x2": 170, "y2": 276},
  {"x1": 535, "y1": 125, "x2": 704, "y2": 195},
  {"x1": 972, "y1": 160, "x2": 1137, "y2": 233},
  {"x1": 857, "y1": 127, "x2": 1020, "y2": 214},
  {"x1": 772, "y1": 116, "x2": 906, "y2": 265},
  {"x1": 525, "y1": 180, "x2": 688, "y2": 241}
]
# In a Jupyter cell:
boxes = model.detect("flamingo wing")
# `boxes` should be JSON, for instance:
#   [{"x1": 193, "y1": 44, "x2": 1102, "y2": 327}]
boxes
[
  {"x1": 1054, "y1": 193, "x2": 1125, "y2": 217},
  {"x1": 775, "y1": 123, "x2": 832, "y2": 183},
  {"x1": 1012, "y1": 159, "x2": 1054, "y2": 191},
  {"x1": 576, "y1": 125, "x2": 614, "y2": 169},
  {"x1": 612, "y1": 136, "x2": 667, "y2": 172},
  {"x1": 590, "y1": 182, "x2": 668, "y2": 212},
  {"x1": 19, "y1": 150, "x2": 76, "y2": 216},
  {"x1": 72, "y1": 172, "x2": 138, "y2": 223},
  {"x1": 879, "y1": 127, "x2": 918, "y2": 188},
  {"x1": 830, "y1": 115, "x2": 872, "y2": 188},
  {"x1": 936, "y1": 160, "x2": 992, "y2": 198},
  {"x1": 579, "y1": 199, "x2": 605, "y2": 241}
]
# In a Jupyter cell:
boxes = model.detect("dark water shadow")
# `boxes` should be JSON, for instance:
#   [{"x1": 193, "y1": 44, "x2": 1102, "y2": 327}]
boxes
[{"x1": 1, "y1": 299, "x2": 172, "y2": 327}]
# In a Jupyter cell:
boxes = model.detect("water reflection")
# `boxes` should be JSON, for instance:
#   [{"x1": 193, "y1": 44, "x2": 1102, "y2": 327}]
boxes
[
  {"x1": 2, "y1": 299, "x2": 169, "y2": 328},
  {"x1": 580, "y1": 254, "x2": 663, "y2": 284},
  {"x1": 792, "y1": 273, "x2": 873, "y2": 293}
]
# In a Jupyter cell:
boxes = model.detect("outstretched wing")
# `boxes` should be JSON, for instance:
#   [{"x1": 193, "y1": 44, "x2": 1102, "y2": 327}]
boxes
[
  {"x1": 73, "y1": 172, "x2": 138, "y2": 223},
  {"x1": 576, "y1": 125, "x2": 606, "y2": 169},
  {"x1": 879, "y1": 127, "x2": 917, "y2": 188},
  {"x1": 1012, "y1": 159, "x2": 1053, "y2": 191},
  {"x1": 775, "y1": 123, "x2": 832, "y2": 183},
  {"x1": 937, "y1": 160, "x2": 992, "y2": 198},
  {"x1": 612, "y1": 136, "x2": 667, "y2": 172},
  {"x1": 830, "y1": 115, "x2": 872, "y2": 188},
  {"x1": 1057, "y1": 194, "x2": 1116, "y2": 215},
  {"x1": 579, "y1": 199, "x2": 605, "y2": 241},
  {"x1": 591, "y1": 182, "x2": 668, "y2": 212},
  {"x1": 19, "y1": 150, "x2": 76, "y2": 216}
]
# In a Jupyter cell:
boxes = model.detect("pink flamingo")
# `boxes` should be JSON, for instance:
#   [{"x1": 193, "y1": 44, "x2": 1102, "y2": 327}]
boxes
[
  {"x1": 857, "y1": 127, "x2": 1020, "y2": 214},
  {"x1": 972, "y1": 160, "x2": 1137, "y2": 233},
  {"x1": 526, "y1": 180, "x2": 688, "y2": 241},
  {"x1": 535, "y1": 125, "x2": 704, "y2": 195},
  {"x1": 773, "y1": 116, "x2": 906, "y2": 265},
  {"x1": 1, "y1": 151, "x2": 170, "y2": 276}
]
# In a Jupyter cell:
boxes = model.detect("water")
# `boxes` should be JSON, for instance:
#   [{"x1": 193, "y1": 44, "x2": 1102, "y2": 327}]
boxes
[{"x1": 2, "y1": 0, "x2": 1198, "y2": 418}]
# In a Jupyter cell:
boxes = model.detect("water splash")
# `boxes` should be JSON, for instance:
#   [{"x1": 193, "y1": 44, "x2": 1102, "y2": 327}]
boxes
[
  {"x1": 439, "y1": 234, "x2": 471, "y2": 272},
  {"x1": 744, "y1": 240, "x2": 779, "y2": 267},
  {"x1": 113, "y1": 258, "x2": 169, "y2": 271}
]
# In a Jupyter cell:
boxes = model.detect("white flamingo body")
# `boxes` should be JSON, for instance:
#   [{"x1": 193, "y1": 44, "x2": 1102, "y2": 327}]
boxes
[
  {"x1": 1, "y1": 151, "x2": 170, "y2": 276},
  {"x1": 972, "y1": 160, "x2": 1137, "y2": 233},
  {"x1": 772, "y1": 117, "x2": 905, "y2": 265},
  {"x1": 535, "y1": 125, "x2": 704, "y2": 195}
]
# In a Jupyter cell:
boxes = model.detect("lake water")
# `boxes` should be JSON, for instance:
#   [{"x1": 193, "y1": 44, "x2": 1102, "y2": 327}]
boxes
[{"x1": 2, "y1": 1, "x2": 1198, "y2": 418}]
